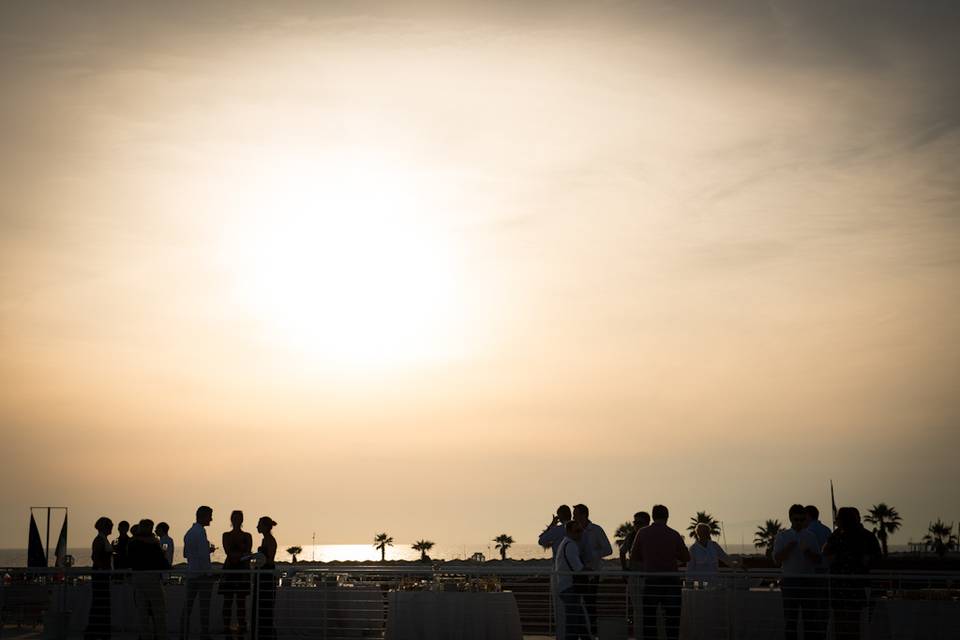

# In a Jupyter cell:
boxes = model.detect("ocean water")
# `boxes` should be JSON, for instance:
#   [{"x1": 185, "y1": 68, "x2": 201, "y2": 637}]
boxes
[
  {"x1": 0, "y1": 543, "x2": 553, "y2": 568},
  {"x1": 0, "y1": 543, "x2": 915, "y2": 568}
]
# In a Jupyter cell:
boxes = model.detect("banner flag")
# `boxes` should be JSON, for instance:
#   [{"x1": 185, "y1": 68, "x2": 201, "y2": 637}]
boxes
[
  {"x1": 28, "y1": 513, "x2": 46, "y2": 567},
  {"x1": 54, "y1": 513, "x2": 69, "y2": 567}
]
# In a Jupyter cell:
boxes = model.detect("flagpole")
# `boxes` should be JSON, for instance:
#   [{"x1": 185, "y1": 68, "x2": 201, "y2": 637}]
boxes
[
  {"x1": 830, "y1": 480, "x2": 838, "y2": 529},
  {"x1": 45, "y1": 507, "x2": 51, "y2": 567}
]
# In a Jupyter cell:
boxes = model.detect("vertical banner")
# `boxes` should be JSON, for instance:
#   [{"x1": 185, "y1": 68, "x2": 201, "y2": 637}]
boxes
[
  {"x1": 55, "y1": 512, "x2": 69, "y2": 567},
  {"x1": 28, "y1": 513, "x2": 46, "y2": 567}
]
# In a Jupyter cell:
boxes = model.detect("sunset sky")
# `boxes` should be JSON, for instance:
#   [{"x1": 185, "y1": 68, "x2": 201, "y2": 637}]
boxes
[{"x1": 2, "y1": 1, "x2": 958, "y2": 552}]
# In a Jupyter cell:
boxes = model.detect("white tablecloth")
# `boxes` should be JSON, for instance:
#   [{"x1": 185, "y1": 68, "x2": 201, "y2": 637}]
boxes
[
  {"x1": 385, "y1": 591, "x2": 522, "y2": 640},
  {"x1": 867, "y1": 599, "x2": 960, "y2": 640},
  {"x1": 49, "y1": 581, "x2": 385, "y2": 637},
  {"x1": 679, "y1": 589, "x2": 783, "y2": 640},
  {"x1": 678, "y1": 589, "x2": 960, "y2": 640}
]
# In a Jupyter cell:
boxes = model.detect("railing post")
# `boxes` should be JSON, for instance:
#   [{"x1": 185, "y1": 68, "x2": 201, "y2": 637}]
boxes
[{"x1": 251, "y1": 569, "x2": 259, "y2": 640}]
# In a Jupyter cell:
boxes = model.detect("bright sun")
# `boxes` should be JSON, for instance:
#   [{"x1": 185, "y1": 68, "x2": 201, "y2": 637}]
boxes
[{"x1": 224, "y1": 150, "x2": 465, "y2": 371}]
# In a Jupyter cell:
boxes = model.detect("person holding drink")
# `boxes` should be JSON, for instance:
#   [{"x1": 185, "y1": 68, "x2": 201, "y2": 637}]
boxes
[
  {"x1": 221, "y1": 510, "x2": 254, "y2": 635},
  {"x1": 181, "y1": 506, "x2": 217, "y2": 640}
]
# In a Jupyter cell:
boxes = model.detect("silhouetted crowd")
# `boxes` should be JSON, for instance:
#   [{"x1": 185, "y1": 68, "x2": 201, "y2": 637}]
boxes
[
  {"x1": 539, "y1": 502, "x2": 881, "y2": 640},
  {"x1": 81, "y1": 500, "x2": 882, "y2": 640},
  {"x1": 85, "y1": 506, "x2": 278, "y2": 640}
]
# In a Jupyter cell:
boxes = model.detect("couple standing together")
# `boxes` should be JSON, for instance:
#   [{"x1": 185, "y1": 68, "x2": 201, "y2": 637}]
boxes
[{"x1": 539, "y1": 504, "x2": 613, "y2": 640}]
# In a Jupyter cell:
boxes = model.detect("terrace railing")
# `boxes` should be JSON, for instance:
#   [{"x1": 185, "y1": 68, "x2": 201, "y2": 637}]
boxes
[{"x1": 1, "y1": 566, "x2": 958, "y2": 639}]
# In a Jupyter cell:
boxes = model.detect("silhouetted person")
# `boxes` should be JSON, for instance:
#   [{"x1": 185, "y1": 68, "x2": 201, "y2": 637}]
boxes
[
  {"x1": 113, "y1": 520, "x2": 131, "y2": 571},
  {"x1": 573, "y1": 504, "x2": 612, "y2": 637},
  {"x1": 181, "y1": 505, "x2": 215, "y2": 640},
  {"x1": 804, "y1": 506, "x2": 831, "y2": 548},
  {"x1": 804, "y1": 506, "x2": 831, "y2": 567},
  {"x1": 823, "y1": 507, "x2": 881, "y2": 640},
  {"x1": 221, "y1": 510, "x2": 253, "y2": 635},
  {"x1": 630, "y1": 504, "x2": 689, "y2": 640},
  {"x1": 156, "y1": 522, "x2": 175, "y2": 567},
  {"x1": 687, "y1": 523, "x2": 735, "y2": 583},
  {"x1": 774, "y1": 504, "x2": 824, "y2": 640},
  {"x1": 85, "y1": 517, "x2": 113, "y2": 640},
  {"x1": 805, "y1": 505, "x2": 832, "y2": 633},
  {"x1": 555, "y1": 520, "x2": 588, "y2": 640},
  {"x1": 540, "y1": 505, "x2": 573, "y2": 558},
  {"x1": 621, "y1": 511, "x2": 650, "y2": 636},
  {"x1": 128, "y1": 519, "x2": 170, "y2": 640},
  {"x1": 254, "y1": 516, "x2": 278, "y2": 640},
  {"x1": 540, "y1": 505, "x2": 572, "y2": 640},
  {"x1": 620, "y1": 511, "x2": 650, "y2": 571}
]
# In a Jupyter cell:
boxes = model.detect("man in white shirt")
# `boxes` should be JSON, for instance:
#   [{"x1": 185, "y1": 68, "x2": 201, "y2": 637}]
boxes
[
  {"x1": 573, "y1": 504, "x2": 612, "y2": 637},
  {"x1": 555, "y1": 520, "x2": 587, "y2": 640},
  {"x1": 687, "y1": 523, "x2": 735, "y2": 583},
  {"x1": 181, "y1": 506, "x2": 215, "y2": 640},
  {"x1": 804, "y1": 506, "x2": 832, "y2": 564},
  {"x1": 773, "y1": 504, "x2": 825, "y2": 640},
  {"x1": 539, "y1": 505, "x2": 572, "y2": 640},
  {"x1": 803, "y1": 505, "x2": 831, "y2": 639}
]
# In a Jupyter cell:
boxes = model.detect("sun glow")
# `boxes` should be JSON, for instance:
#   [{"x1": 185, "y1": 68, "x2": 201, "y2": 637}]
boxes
[{"x1": 223, "y1": 150, "x2": 466, "y2": 371}]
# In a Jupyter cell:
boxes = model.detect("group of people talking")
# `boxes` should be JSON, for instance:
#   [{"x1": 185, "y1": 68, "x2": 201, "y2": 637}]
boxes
[
  {"x1": 84, "y1": 506, "x2": 280, "y2": 640},
  {"x1": 539, "y1": 502, "x2": 881, "y2": 640}
]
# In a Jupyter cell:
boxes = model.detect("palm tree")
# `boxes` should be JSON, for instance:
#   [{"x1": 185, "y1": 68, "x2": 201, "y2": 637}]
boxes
[
  {"x1": 286, "y1": 546, "x2": 303, "y2": 563},
  {"x1": 863, "y1": 503, "x2": 902, "y2": 557},
  {"x1": 373, "y1": 533, "x2": 394, "y2": 561},
  {"x1": 614, "y1": 521, "x2": 636, "y2": 553},
  {"x1": 923, "y1": 519, "x2": 958, "y2": 558},
  {"x1": 687, "y1": 512, "x2": 722, "y2": 539},
  {"x1": 411, "y1": 540, "x2": 435, "y2": 561},
  {"x1": 754, "y1": 519, "x2": 783, "y2": 558},
  {"x1": 493, "y1": 534, "x2": 514, "y2": 560}
]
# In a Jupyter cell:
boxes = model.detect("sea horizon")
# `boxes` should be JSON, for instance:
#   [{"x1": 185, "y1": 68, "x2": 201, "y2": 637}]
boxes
[{"x1": 0, "y1": 542, "x2": 918, "y2": 568}]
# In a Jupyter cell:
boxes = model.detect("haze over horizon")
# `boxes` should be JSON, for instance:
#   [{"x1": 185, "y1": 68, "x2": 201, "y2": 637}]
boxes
[{"x1": 2, "y1": 1, "x2": 959, "y2": 552}]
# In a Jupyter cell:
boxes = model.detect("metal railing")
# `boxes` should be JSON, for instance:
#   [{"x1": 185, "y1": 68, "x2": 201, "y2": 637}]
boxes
[{"x1": 2, "y1": 566, "x2": 958, "y2": 639}]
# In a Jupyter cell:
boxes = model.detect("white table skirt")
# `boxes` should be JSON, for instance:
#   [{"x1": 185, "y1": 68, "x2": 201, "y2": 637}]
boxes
[
  {"x1": 49, "y1": 581, "x2": 385, "y2": 637},
  {"x1": 385, "y1": 591, "x2": 523, "y2": 640}
]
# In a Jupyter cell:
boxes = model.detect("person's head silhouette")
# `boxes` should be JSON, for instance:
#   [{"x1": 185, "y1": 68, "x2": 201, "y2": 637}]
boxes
[
  {"x1": 257, "y1": 516, "x2": 277, "y2": 535},
  {"x1": 694, "y1": 523, "x2": 712, "y2": 543},
  {"x1": 633, "y1": 511, "x2": 651, "y2": 528},
  {"x1": 230, "y1": 510, "x2": 244, "y2": 529},
  {"x1": 137, "y1": 519, "x2": 155, "y2": 538},
  {"x1": 155, "y1": 522, "x2": 170, "y2": 537},
  {"x1": 788, "y1": 504, "x2": 808, "y2": 530},
  {"x1": 651, "y1": 504, "x2": 669, "y2": 523},
  {"x1": 573, "y1": 504, "x2": 590, "y2": 526},
  {"x1": 836, "y1": 507, "x2": 861, "y2": 531},
  {"x1": 196, "y1": 505, "x2": 213, "y2": 526},
  {"x1": 95, "y1": 517, "x2": 113, "y2": 536},
  {"x1": 118, "y1": 520, "x2": 130, "y2": 536}
]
